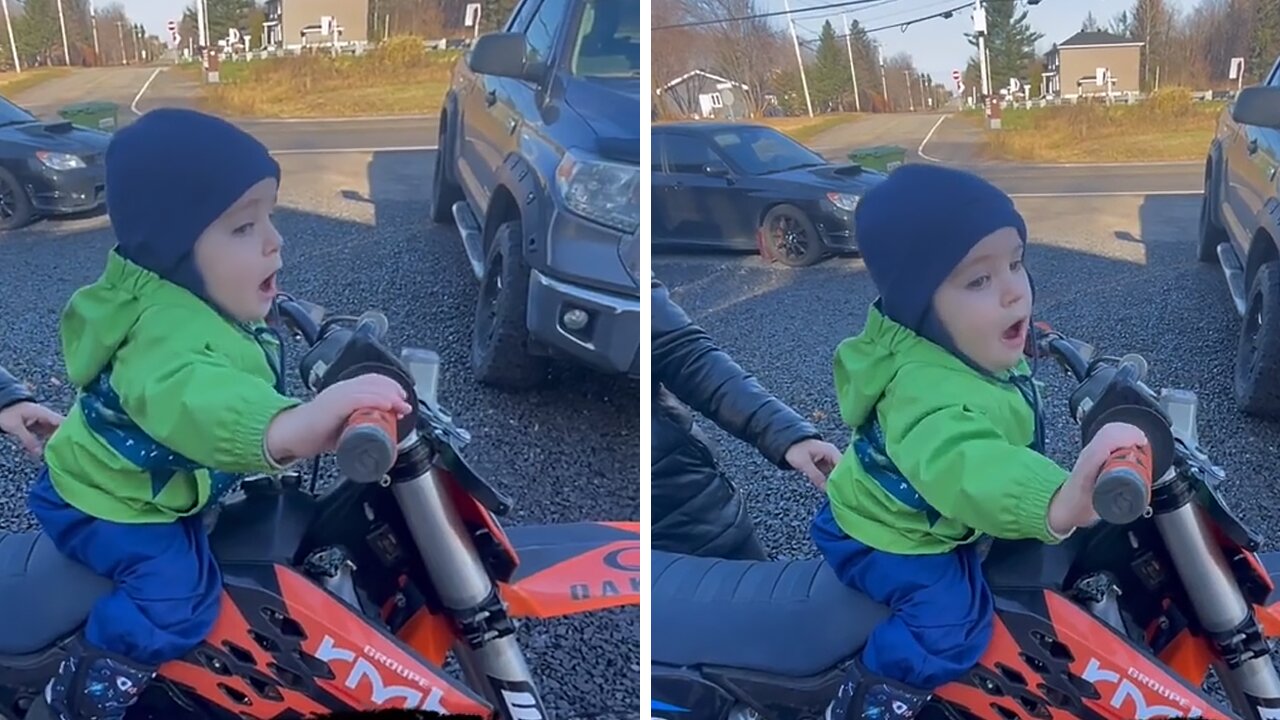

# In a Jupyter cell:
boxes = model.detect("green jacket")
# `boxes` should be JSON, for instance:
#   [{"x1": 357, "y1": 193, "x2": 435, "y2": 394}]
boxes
[
  {"x1": 43, "y1": 250, "x2": 302, "y2": 523},
  {"x1": 825, "y1": 303, "x2": 1069, "y2": 555}
]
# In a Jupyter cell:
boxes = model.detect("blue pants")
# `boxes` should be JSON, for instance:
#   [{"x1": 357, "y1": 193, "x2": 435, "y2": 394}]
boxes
[
  {"x1": 810, "y1": 502, "x2": 994, "y2": 690},
  {"x1": 28, "y1": 469, "x2": 223, "y2": 666}
]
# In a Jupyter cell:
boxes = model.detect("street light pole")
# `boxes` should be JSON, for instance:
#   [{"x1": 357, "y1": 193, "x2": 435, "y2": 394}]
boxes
[
  {"x1": 90, "y1": 0, "x2": 100, "y2": 62},
  {"x1": 1, "y1": 0, "x2": 20, "y2": 73},
  {"x1": 877, "y1": 44, "x2": 889, "y2": 111}
]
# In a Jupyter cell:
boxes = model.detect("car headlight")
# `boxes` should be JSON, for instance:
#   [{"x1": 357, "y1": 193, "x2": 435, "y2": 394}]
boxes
[
  {"x1": 36, "y1": 151, "x2": 86, "y2": 171},
  {"x1": 826, "y1": 192, "x2": 860, "y2": 212},
  {"x1": 554, "y1": 149, "x2": 639, "y2": 234},
  {"x1": 619, "y1": 230, "x2": 639, "y2": 285}
]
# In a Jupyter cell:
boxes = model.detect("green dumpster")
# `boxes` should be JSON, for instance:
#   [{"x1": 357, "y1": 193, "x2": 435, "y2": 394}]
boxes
[
  {"x1": 847, "y1": 145, "x2": 906, "y2": 174},
  {"x1": 57, "y1": 101, "x2": 120, "y2": 132}
]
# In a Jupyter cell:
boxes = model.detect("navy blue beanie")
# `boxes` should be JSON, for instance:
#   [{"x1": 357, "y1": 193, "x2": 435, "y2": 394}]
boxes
[
  {"x1": 854, "y1": 163, "x2": 1027, "y2": 336},
  {"x1": 105, "y1": 108, "x2": 280, "y2": 298}
]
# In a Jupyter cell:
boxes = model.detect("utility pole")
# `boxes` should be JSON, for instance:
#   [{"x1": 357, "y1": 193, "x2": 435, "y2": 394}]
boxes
[
  {"x1": 904, "y1": 70, "x2": 915, "y2": 111},
  {"x1": 116, "y1": 20, "x2": 126, "y2": 65},
  {"x1": 784, "y1": 0, "x2": 813, "y2": 117},
  {"x1": 877, "y1": 43, "x2": 888, "y2": 112},
  {"x1": 56, "y1": 0, "x2": 70, "y2": 65},
  {"x1": 1, "y1": 0, "x2": 20, "y2": 73},
  {"x1": 90, "y1": 0, "x2": 100, "y2": 62},
  {"x1": 920, "y1": 73, "x2": 929, "y2": 109},
  {"x1": 973, "y1": 0, "x2": 991, "y2": 100},
  {"x1": 842, "y1": 13, "x2": 861, "y2": 112},
  {"x1": 195, "y1": 0, "x2": 208, "y2": 50}
]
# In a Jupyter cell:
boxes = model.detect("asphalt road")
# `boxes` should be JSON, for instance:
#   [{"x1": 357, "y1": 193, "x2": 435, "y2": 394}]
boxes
[
  {"x1": 652, "y1": 193, "x2": 1279, "y2": 703},
  {"x1": 12, "y1": 66, "x2": 438, "y2": 154},
  {"x1": 0, "y1": 150, "x2": 639, "y2": 717},
  {"x1": 805, "y1": 111, "x2": 1203, "y2": 196}
]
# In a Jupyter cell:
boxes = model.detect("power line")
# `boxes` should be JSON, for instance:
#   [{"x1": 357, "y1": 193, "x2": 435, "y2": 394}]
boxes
[
  {"x1": 653, "y1": 0, "x2": 905, "y2": 31},
  {"x1": 797, "y1": 0, "x2": 974, "y2": 45}
]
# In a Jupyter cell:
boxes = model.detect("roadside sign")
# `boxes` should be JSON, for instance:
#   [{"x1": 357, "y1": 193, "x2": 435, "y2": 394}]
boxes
[
  {"x1": 951, "y1": 69, "x2": 960, "y2": 82},
  {"x1": 1230, "y1": 57, "x2": 1245, "y2": 80},
  {"x1": 167, "y1": 19, "x2": 176, "y2": 33},
  {"x1": 464, "y1": 3, "x2": 482, "y2": 27}
]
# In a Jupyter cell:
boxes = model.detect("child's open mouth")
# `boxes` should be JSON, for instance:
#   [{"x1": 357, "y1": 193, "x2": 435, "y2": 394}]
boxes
[
  {"x1": 1002, "y1": 318, "x2": 1027, "y2": 347},
  {"x1": 259, "y1": 271, "x2": 278, "y2": 297}
]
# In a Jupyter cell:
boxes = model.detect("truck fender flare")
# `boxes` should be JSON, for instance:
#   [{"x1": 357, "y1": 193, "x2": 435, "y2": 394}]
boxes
[
  {"x1": 484, "y1": 152, "x2": 546, "y2": 256},
  {"x1": 1205, "y1": 139, "x2": 1225, "y2": 216},
  {"x1": 438, "y1": 92, "x2": 461, "y2": 179}
]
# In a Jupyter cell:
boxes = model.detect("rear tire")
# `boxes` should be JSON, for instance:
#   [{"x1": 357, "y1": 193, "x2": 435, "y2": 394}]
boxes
[
  {"x1": 1234, "y1": 260, "x2": 1280, "y2": 417},
  {"x1": 470, "y1": 220, "x2": 551, "y2": 390},
  {"x1": 1197, "y1": 189, "x2": 1228, "y2": 264},
  {"x1": 430, "y1": 119, "x2": 463, "y2": 225},
  {"x1": 0, "y1": 168, "x2": 34, "y2": 232},
  {"x1": 760, "y1": 204, "x2": 824, "y2": 267}
]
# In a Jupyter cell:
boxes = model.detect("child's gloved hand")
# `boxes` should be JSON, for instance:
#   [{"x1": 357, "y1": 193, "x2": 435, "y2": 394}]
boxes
[
  {"x1": 1047, "y1": 421, "x2": 1149, "y2": 536},
  {"x1": 266, "y1": 373, "x2": 412, "y2": 465}
]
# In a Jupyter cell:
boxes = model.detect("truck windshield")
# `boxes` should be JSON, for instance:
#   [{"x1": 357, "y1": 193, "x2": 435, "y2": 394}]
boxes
[{"x1": 569, "y1": 0, "x2": 640, "y2": 79}]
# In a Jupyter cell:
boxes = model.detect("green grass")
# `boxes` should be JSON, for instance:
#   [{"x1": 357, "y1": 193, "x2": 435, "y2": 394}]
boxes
[{"x1": 758, "y1": 112, "x2": 863, "y2": 143}]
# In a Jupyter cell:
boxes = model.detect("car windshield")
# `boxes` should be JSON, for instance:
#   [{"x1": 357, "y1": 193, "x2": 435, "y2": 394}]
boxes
[
  {"x1": 709, "y1": 127, "x2": 828, "y2": 175},
  {"x1": 569, "y1": 0, "x2": 640, "y2": 79},
  {"x1": 0, "y1": 95, "x2": 36, "y2": 126}
]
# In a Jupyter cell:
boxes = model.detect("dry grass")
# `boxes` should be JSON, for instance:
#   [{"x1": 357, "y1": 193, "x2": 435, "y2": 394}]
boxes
[
  {"x1": 0, "y1": 67, "x2": 74, "y2": 98},
  {"x1": 978, "y1": 88, "x2": 1224, "y2": 163},
  {"x1": 195, "y1": 38, "x2": 457, "y2": 118},
  {"x1": 759, "y1": 112, "x2": 863, "y2": 143}
]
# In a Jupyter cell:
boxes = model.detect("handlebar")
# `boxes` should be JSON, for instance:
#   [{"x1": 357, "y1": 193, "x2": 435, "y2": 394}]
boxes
[
  {"x1": 336, "y1": 407, "x2": 399, "y2": 483},
  {"x1": 1092, "y1": 444, "x2": 1154, "y2": 524}
]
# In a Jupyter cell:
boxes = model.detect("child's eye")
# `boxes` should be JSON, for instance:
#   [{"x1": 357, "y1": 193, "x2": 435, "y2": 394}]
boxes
[
  {"x1": 967, "y1": 275, "x2": 990, "y2": 290},
  {"x1": 1011, "y1": 259, "x2": 1024, "y2": 272},
  {"x1": 233, "y1": 222, "x2": 255, "y2": 235}
]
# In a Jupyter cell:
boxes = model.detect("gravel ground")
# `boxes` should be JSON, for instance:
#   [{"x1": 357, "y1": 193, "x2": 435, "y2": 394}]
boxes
[
  {"x1": 653, "y1": 192, "x2": 1280, "y2": 707},
  {"x1": 0, "y1": 151, "x2": 639, "y2": 719}
]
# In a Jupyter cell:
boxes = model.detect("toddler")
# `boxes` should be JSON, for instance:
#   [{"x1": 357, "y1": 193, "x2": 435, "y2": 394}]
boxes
[
  {"x1": 25, "y1": 108, "x2": 411, "y2": 720},
  {"x1": 815, "y1": 164, "x2": 1147, "y2": 720}
]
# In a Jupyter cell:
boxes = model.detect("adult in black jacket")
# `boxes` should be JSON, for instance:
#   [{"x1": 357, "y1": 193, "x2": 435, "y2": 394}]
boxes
[
  {"x1": 652, "y1": 275, "x2": 842, "y2": 560},
  {"x1": 0, "y1": 364, "x2": 63, "y2": 457}
]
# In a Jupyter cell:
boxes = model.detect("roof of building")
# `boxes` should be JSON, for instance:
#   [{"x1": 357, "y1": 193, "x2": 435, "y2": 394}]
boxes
[{"x1": 1057, "y1": 30, "x2": 1143, "y2": 48}]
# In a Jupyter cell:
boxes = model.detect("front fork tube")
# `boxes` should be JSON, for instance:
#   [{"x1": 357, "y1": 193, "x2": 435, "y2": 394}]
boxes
[
  {"x1": 1152, "y1": 470, "x2": 1280, "y2": 720},
  {"x1": 389, "y1": 433, "x2": 550, "y2": 720}
]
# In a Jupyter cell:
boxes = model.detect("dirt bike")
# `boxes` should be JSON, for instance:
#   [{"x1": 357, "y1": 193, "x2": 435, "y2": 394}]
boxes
[
  {"x1": 652, "y1": 323, "x2": 1280, "y2": 720},
  {"x1": 0, "y1": 294, "x2": 639, "y2": 720}
]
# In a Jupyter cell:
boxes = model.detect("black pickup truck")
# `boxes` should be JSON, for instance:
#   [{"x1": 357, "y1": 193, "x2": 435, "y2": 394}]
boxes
[
  {"x1": 1200, "y1": 56, "x2": 1280, "y2": 417},
  {"x1": 430, "y1": 0, "x2": 641, "y2": 391}
]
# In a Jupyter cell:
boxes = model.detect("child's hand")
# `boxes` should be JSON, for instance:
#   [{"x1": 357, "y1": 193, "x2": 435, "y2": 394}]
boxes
[
  {"x1": 0, "y1": 401, "x2": 63, "y2": 457},
  {"x1": 1047, "y1": 422, "x2": 1150, "y2": 536},
  {"x1": 785, "y1": 438, "x2": 843, "y2": 490},
  {"x1": 266, "y1": 373, "x2": 412, "y2": 464}
]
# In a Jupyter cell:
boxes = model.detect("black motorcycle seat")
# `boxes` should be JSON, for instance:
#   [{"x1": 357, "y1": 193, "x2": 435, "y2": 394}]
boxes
[
  {"x1": 652, "y1": 551, "x2": 890, "y2": 677},
  {"x1": 0, "y1": 530, "x2": 113, "y2": 655}
]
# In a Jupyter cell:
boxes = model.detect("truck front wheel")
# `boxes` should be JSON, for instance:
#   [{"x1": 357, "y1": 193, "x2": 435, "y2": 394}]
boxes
[
  {"x1": 430, "y1": 120, "x2": 464, "y2": 225},
  {"x1": 471, "y1": 220, "x2": 551, "y2": 390},
  {"x1": 1234, "y1": 260, "x2": 1280, "y2": 417}
]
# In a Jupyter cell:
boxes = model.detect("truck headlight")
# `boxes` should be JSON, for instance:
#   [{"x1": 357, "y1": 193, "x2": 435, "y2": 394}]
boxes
[
  {"x1": 826, "y1": 192, "x2": 860, "y2": 212},
  {"x1": 36, "y1": 151, "x2": 86, "y2": 171},
  {"x1": 554, "y1": 149, "x2": 639, "y2": 234}
]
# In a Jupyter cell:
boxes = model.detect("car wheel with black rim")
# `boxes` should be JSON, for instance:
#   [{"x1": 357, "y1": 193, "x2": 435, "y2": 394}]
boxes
[
  {"x1": 1234, "y1": 259, "x2": 1280, "y2": 417},
  {"x1": 429, "y1": 120, "x2": 464, "y2": 225},
  {"x1": 761, "y1": 204, "x2": 823, "y2": 267},
  {"x1": 0, "y1": 168, "x2": 34, "y2": 232},
  {"x1": 471, "y1": 219, "x2": 550, "y2": 390}
]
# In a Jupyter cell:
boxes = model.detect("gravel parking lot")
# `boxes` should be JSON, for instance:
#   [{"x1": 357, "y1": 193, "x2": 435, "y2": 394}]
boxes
[
  {"x1": 0, "y1": 151, "x2": 640, "y2": 719},
  {"x1": 652, "y1": 192, "x2": 1280, "y2": 564}
]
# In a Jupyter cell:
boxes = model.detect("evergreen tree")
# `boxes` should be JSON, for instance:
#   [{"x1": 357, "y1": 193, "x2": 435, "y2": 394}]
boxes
[
  {"x1": 1250, "y1": 0, "x2": 1280, "y2": 80},
  {"x1": 17, "y1": 0, "x2": 64, "y2": 63},
  {"x1": 965, "y1": 0, "x2": 1042, "y2": 97},
  {"x1": 1108, "y1": 10, "x2": 1132, "y2": 38},
  {"x1": 1081, "y1": 11, "x2": 1100, "y2": 33},
  {"x1": 810, "y1": 20, "x2": 849, "y2": 111}
]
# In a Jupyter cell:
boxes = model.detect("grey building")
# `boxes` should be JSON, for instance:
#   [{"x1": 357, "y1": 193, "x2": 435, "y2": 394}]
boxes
[
  {"x1": 1044, "y1": 31, "x2": 1144, "y2": 98},
  {"x1": 263, "y1": 0, "x2": 370, "y2": 49}
]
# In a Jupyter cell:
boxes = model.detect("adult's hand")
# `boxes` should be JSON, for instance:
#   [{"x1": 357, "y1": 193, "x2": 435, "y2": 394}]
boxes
[
  {"x1": 785, "y1": 438, "x2": 842, "y2": 490},
  {"x1": 0, "y1": 401, "x2": 63, "y2": 457}
]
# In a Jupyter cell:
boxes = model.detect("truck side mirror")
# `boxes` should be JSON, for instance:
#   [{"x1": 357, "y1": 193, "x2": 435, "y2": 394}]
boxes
[
  {"x1": 1231, "y1": 86, "x2": 1280, "y2": 129},
  {"x1": 467, "y1": 33, "x2": 535, "y2": 82}
]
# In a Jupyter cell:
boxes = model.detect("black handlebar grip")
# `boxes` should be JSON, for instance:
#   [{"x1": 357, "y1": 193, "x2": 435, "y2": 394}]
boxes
[
  {"x1": 1092, "y1": 444, "x2": 1154, "y2": 525},
  {"x1": 336, "y1": 407, "x2": 398, "y2": 483}
]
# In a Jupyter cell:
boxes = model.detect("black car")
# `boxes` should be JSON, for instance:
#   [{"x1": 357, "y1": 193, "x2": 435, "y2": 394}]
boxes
[
  {"x1": 0, "y1": 94, "x2": 110, "y2": 231},
  {"x1": 651, "y1": 122, "x2": 885, "y2": 267}
]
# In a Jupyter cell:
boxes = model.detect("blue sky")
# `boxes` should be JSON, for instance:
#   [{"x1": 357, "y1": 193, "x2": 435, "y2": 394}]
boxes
[
  {"x1": 117, "y1": 0, "x2": 184, "y2": 39},
  {"x1": 756, "y1": 0, "x2": 1199, "y2": 85}
]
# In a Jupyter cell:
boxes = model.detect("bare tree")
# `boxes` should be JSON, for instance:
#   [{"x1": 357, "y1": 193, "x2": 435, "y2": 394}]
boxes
[
  {"x1": 651, "y1": 0, "x2": 702, "y2": 117},
  {"x1": 681, "y1": 0, "x2": 789, "y2": 116}
]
